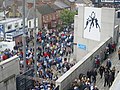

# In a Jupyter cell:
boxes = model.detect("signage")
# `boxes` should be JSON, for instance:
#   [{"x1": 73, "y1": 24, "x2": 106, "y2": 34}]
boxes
[
  {"x1": 0, "y1": 41, "x2": 15, "y2": 51},
  {"x1": 0, "y1": 24, "x2": 4, "y2": 38},
  {"x1": 101, "y1": 0, "x2": 120, "y2": 3},
  {"x1": 78, "y1": 44, "x2": 86, "y2": 50},
  {"x1": 84, "y1": 7, "x2": 101, "y2": 41}
]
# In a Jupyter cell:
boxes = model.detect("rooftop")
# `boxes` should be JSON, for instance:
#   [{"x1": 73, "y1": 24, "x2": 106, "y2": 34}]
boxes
[
  {"x1": 0, "y1": 18, "x2": 21, "y2": 24},
  {"x1": 37, "y1": 4, "x2": 55, "y2": 15},
  {"x1": 54, "y1": 1, "x2": 70, "y2": 9}
]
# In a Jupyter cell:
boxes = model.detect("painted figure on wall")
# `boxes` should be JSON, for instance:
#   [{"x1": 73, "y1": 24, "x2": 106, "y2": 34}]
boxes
[{"x1": 84, "y1": 11, "x2": 100, "y2": 32}]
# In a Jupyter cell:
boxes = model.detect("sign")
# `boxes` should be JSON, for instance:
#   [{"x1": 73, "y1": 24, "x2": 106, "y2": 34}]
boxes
[
  {"x1": 0, "y1": 24, "x2": 4, "y2": 38},
  {"x1": 78, "y1": 44, "x2": 86, "y2": 50},
  {"x1": 5, "y1": 33, "x2": 13, "y2": 41},
  {"x1": 0, "y1": 41, "x2": 15, "y2": 51},
  {"x1": 101, "y1": 0, "x2": 120, "y2": 3},
  {"x1": 84, "y1": 7, "x2": 101, "y2": 41}
]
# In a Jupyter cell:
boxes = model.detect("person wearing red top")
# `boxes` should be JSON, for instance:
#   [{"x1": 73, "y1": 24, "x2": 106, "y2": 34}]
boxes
[
  {"x1": 26, "y1": 59, "x2": 29, "y2": 65},
  {"x1": 2, "y1": 54, "x2": 8, "y2": 60}
]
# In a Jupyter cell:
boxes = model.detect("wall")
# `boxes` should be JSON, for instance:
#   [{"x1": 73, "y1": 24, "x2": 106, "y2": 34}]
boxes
[
  {"x1": 74, "y1": 6, "x2": 115, "y2": 61},
  {"x1": 27, "y1": 18, "x2": 38, "y2": 29},
  {"x1": 56, "y1": 37, "x2": 112, "y2": 90},
  {"x1": 109, "y1": 72, "x2": 120, "y2": 90},
  {"x1": 74, "y1": 6, "x2": 99, "y2": 61},
  {"x1": 113, "y1": 25, "x2": 119, "y2": 44},
  {"x1": 101, "y1": 7, "x2": 115, "y2": 41},
  {"x1": 4, "y1": 18, "x2": 27, "y2": 33},
  {"x1": 0, "y1": 55, "x2": 20, "y2": 90},
  {"x1": 37, "y1": 11, "x2": 42, "y2": 29},
  {"x1": 28, "y1": 18, "x2": 39, "y2": 34}
]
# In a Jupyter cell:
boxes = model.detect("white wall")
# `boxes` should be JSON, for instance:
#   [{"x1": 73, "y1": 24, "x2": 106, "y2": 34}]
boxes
[
  {"x1": 101, "y1": 7, "x2": 115, "y2": 41},
  {"x1": 74, "y1": 6, "x2": 115, "y2": 61},
  {"x1": 0, "y1": 55, "x2": 20, "y2": 90},
  {"x1": 27, "y1": 18, "x2": 38, "y2": 29},
  {"x1": 28, "y1": 18, "x2": 39, "y2": 35},
  {"x1": 4, "y1": 18, "x2": 27, "y2": 33}
]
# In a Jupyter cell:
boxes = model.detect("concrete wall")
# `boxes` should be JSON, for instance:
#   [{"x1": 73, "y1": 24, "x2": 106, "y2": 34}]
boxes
[
  {"x1": 56, "y1": 37, "x2": 112, "y2": 90},
  {"x1": 109, "y1": 72, "x2": 120, "y2": 90},
  {"x1": 74, "y1": 6, "x2": 115, "y2": 61},
  {"x1": 101, "y1": 7, "x2": 115, "y2": 41},
  {"x1": 0, "y1": 55, "x2": 20, "y2": 90},
  {"x1": 113, "y1": 25, "x2": 119, "y2": 44}
]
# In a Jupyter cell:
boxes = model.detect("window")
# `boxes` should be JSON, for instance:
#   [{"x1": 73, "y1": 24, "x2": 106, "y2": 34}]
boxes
[
  {"x1": 29, "y1": 21, "x2": 31, "y2": 27},
  {"x1": 15, "y1": 23, "x2": 19, "y2": 28},
  {"x1": 21, "y1": 21, "x2": 23, "y2": 26},
  {"x1": 8, "y1": 25, "x2": 12, "y2": 29}
]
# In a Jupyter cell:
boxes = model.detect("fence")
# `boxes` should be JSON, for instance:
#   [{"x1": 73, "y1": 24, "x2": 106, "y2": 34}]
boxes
[{"x1": 16, "y1": 68, "x2": 34, "y2": 90}]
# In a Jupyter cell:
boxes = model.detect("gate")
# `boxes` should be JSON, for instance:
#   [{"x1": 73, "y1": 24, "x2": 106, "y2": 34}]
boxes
[{"x1": 16, "y1": 68, "x2": 34, "y2": 90}]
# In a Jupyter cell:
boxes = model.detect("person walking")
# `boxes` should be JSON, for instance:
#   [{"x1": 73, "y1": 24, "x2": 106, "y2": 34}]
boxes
[
  {"x1": 99, "y1": 65, "x2": 105, "y2": 78},
  {"x1": 111, "y1": 66, "x2": 116, "y2": 83},
  {"x1": 106, "y1": 58, "x2": 112, "y2": 69},
  {"x1": 118, "y1": 47, "x2": 120, "y2": 60},
  {"x1": 104, "y1": 69, "x2": 109, "y2": 87}
]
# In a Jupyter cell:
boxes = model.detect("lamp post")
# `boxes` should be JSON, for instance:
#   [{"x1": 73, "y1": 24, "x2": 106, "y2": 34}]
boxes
[
  {"x1": 33, "y1": 0, "x2": 37, "y2": 77},
  {"x1": 22, "y1": 0, "x2": 26, "y2": 72}
]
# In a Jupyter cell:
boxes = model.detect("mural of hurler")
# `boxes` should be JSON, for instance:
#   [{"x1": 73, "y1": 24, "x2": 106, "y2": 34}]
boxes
[{"x1": 84, "y1": 7, "x2": 101, "y2": 41}]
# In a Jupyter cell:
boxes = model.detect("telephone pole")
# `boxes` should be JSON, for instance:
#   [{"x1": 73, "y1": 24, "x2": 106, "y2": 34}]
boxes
[
  {"x1": 22, "y1": 0, "x2": 26, "y2": 72},
  {"x1": 33, "y1": 0, "x2": 37, "y2": 77}
]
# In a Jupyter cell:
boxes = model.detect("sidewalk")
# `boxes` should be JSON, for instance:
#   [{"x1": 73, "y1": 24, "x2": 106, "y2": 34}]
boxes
[{"x1": 96, "y1": 38, "x2": 120, "y2": 90}]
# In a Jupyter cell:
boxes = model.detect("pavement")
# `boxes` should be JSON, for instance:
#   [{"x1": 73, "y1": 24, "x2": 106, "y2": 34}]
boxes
[{"x1": 96, "y1": 38, "x2": 120, "y2": 90}]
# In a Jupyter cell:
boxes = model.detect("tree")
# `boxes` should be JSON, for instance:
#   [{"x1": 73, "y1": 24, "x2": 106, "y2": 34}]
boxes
[{"x1": 60, "y1": 9, "x2": 77, "y2": 26}]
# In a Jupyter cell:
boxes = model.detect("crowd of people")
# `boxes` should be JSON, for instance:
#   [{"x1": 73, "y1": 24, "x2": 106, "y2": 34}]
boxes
[
  {"x1": 0, "y1": 48, "x2": 17, "y2": 62},
  {"x1": 0, "y1": 25, "x2": 119, "y2": 90},
  {"x1": 70, "y1": 41, "x2": 118, "y2": 90},
  {"x1": 2, "y1": 26, "x2": 73, "y2": 90}
]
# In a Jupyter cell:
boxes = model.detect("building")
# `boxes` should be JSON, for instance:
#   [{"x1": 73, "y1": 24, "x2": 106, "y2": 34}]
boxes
[
  {"x1": 92, "y1": 0, "x2": 120, "y2": 9},
  {"x1": 0, "y1": 18, "x2": 27, "y2": 44},
  {"x1": 26, "y1": 0, "x2": 70, "y2": 29},
  {"x1": 36, "y1": 4, "x2": 58, "y2": 29}
]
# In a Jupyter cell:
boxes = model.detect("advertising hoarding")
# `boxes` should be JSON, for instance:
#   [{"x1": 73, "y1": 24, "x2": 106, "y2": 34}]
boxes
[{"x1": 84, "y1": 7, "x2": 101, "y2": 41}]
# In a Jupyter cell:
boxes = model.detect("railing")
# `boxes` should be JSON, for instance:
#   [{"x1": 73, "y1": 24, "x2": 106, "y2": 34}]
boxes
[{"x1": 56, "y1": 37, "x2": 112, "y2": 90}]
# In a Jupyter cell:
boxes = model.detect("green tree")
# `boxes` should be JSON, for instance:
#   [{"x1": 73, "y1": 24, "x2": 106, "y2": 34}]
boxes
[{"x1": 60, "y1": 9, "x2": 77, "y2": 26}]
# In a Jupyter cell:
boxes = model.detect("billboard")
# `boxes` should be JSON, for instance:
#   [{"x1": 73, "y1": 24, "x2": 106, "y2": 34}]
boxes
[{"x1": 84, "y1": 7, "x2": 101, "y2": 41}]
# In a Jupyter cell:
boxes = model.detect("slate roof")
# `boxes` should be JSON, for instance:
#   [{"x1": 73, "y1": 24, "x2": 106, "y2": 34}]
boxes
[
  {"x1": 17, "y1": 5, "x2": 35, "y2": 19},
  {"x1": 54, "y1": 1, "x2": 70, "y2": 9},
  {"x1": 26, "y1": 0, "x2": 39, "y2": 3},
  {"x1": 0, "y1": 0, "x2": 22, "y2": 8},
  {"x1": 36, "y1": 4, "x2": 55, "y2": 15},
  {"x1": 75, "y1": 0, "x2": 92, "y2": 4},
  {"x1": 50, "y1": 4, "x2": 61, "y2": 10}
]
